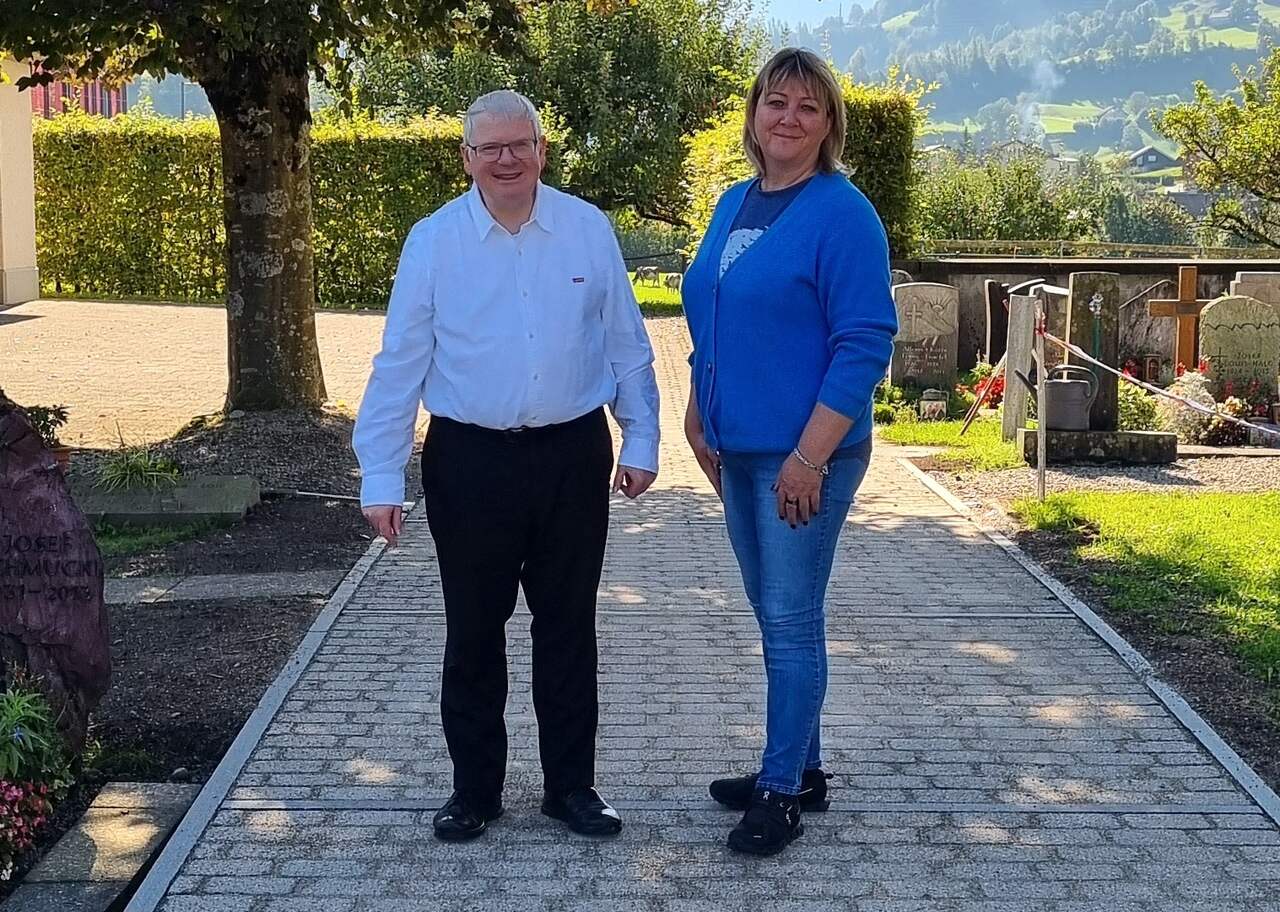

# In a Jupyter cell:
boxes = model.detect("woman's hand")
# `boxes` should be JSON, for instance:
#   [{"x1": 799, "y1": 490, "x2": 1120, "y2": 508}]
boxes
[
  {"x1": 773, "y1": 453, "x2": 823, "y2": 527},
  {"x1": 684, "y1": 396, "x2": 722, "y2": 498}
]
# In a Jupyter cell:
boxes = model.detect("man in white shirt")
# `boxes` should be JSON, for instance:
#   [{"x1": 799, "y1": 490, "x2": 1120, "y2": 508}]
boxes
[{"x1": 353, "y1": 90, "x2": 660, "y2": 843}]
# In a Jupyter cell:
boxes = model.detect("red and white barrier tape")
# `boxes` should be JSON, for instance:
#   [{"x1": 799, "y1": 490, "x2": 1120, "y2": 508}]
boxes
[{"x1": 1037, "y1": 329, "x2": 1280, "y2": 443}]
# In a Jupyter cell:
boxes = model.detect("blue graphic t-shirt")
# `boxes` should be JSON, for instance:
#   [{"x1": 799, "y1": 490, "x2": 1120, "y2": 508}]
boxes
[{"x1": 719, "y1": 176, "x2": 812, "y2": 277}]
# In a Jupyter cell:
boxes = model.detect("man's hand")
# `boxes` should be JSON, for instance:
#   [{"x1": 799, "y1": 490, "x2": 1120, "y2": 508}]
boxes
[
  {"x1": 363, "y1": 504, "x2": 404, "y2": 548},
  {"x1": 612, "y1": 465, "x2": 657, "y2": 499}
]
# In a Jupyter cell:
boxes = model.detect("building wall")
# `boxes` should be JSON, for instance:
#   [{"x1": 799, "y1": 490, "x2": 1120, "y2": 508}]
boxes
[
  {"x1": 27, "y1": 73, "x2": 127, "y2": 119},
  {"x1": 0, "y1": 58, "x2": 40, "y2": 305}
]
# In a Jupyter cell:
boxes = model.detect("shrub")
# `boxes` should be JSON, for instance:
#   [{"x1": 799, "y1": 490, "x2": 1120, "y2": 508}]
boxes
[
  {"x1": 19, "y1": 405, "x2": 68, "y2": 448},
  {"x1": 1118, "y1": 382, "x2": 1160, "y2": 432},
  {"x1": 0, "y1": 677, "x2": 70, "y2": 791},
  {"x1": 1157, "y1": 371, "x2": 1217, "y2": 443},
  {"x1": 873, "y1": 402, "x2": 897, "y2": 424},
  {"x1": 34, "y1": 109, "x2": 472, "y2": 309}
]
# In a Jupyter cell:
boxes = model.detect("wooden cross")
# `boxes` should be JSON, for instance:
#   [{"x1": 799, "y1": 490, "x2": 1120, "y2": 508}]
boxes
[{"x1": 1149, "y1": 265, "x2": 1214, "y2": 371}]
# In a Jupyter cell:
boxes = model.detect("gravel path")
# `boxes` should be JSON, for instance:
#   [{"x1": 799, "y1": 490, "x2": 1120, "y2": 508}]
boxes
[{"x1": 920, "y1": 453, "x2": 1280, "y2": 530}]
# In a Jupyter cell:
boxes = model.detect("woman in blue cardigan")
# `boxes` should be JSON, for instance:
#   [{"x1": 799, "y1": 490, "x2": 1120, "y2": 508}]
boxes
[{"x1": 682, "y1": 48, "x2": 898, "y2": 856}]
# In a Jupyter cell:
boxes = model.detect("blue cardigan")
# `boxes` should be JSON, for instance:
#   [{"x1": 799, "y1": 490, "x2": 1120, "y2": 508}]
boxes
[{"x1": 682, "y1": 172, "x2": 899, "y2": 454}]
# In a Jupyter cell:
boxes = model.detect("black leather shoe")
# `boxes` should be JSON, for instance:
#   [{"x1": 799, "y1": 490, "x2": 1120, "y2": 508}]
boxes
[
  {"x1": 432, "y1": 790, "x2": 503, "y2": 841},
  {"x1": 710, "y1": 768, "x2": 832, "y2": 812},
  {"x1": 541, "y1": 786, "x2": 623, "y2": 836},
  {"x1": 727, "y1": 788, "x2": 803, "y2": 856}
]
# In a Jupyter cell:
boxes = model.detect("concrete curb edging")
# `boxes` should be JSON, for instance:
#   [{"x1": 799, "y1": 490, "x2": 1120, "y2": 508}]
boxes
[
  {"x1": 122, "y1": 533, "x2": 391, "y2": 912},
  {"x1": 896, "y1": 456, "x2": 1280, "y2": 829}
]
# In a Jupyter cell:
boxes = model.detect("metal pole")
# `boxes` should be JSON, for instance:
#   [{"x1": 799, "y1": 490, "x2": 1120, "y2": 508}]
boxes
[
  {"x1": 180, "y1": 78, "x2": 185, "y2": 118},
  {"x1": 1036, "y1": 299, "x2": 1048, "y2": 502}
]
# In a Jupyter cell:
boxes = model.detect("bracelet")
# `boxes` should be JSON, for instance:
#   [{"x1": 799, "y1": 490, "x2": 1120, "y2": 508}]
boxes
[{"x1": 791, "y1": 446, "x2": 829, "y2": 476}]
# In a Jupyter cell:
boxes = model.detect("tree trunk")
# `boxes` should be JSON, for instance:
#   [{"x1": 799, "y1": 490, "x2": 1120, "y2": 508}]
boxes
[{"x1": 206, "y1": 66, "x2": 326, "y2": 411}]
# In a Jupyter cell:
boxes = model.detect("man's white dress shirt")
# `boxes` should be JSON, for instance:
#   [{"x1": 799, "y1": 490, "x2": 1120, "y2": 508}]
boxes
[{"x1": 353, "y1": 182, "x2": 661, "y2": 507}]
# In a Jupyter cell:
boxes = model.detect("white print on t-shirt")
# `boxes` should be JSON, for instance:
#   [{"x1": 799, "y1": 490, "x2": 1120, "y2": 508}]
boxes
[{"x1": 720, "y1": 228, "x2": 765, "y2": 277}]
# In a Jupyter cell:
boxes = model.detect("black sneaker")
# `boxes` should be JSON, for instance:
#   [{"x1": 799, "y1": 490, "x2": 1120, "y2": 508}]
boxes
[
  {"x1": 709, "y1": 768, "x2": 832, "y2": 812},
  {"x1": 727, "y1": 788, "x2": 803, "y2": 856},
  {"x1": 432, "y1": 790, "x2": 503, "y2": 841}
]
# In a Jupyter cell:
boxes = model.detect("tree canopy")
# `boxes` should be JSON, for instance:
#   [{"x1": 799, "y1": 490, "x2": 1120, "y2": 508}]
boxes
[
  {"x1": 353, "y1": 0, "x2": 760, "y2": 223},
  {"x1": 1157, "y1": 46, "x2": 1280, "y2": 247}
]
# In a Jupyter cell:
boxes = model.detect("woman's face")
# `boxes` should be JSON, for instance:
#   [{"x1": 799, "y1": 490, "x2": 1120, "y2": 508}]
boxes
[{"x1": 752, "y1": 77, "x2": 830, "y2": 177}]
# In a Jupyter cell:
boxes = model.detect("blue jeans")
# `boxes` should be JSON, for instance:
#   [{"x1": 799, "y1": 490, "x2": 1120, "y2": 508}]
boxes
[{"x1": 719, "y1": 438, "x2": 871, "y2": 795}]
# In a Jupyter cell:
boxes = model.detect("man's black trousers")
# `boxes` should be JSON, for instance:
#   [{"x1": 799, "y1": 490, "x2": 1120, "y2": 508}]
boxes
[{"x1": 420, "y1": 407, "x2": 612, "y2": 797}]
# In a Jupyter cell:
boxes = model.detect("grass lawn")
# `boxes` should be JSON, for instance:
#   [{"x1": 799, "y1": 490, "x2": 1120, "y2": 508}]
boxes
[
  {"x1": 1264, "y1": 1, "x2": 1280, "y2": 26},
  {"x1": 1013, "y1": 492, "x2": 1280, "y2": 702},
  {"x1": 878, "y1": 417, "x2": 1024, "y2": 471},
  {"x1": 633, "y1": 276, "x2": 683, "y2": 318},
  {"x1": 1038, "y1": 102, "x2": 1105, "y2": 135},
  {"x1": 94, "y1": 521, "x2": 215, "y2": 559},
  {"x1": 882, "y1": 9, "x2": 919, "y2": 31}
]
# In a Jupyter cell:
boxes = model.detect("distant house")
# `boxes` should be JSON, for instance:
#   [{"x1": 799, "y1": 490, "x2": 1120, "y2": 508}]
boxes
[
  {"x1": 1044, "y1": 155, "x2": 1083, "y2": 178},
  {"x1": 25, "y1": 63, "x2": 127, "y2": 119},
  {"x1": 1163, "y1": 188, "x2": 1214, "y2": 219},
  {"x1": 1127, "y1": 145, "x2": 1179, "y2": 174}
]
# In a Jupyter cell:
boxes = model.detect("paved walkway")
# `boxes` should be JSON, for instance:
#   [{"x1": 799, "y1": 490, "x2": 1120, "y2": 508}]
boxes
[{"x1": 116, "y1": 321, "x2": 1280, "y2": 911}]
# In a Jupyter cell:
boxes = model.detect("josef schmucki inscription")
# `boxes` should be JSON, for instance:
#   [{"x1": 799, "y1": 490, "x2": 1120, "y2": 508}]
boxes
[{"x1": 1, "y1": 529, "x2": 100, "y2": 604}]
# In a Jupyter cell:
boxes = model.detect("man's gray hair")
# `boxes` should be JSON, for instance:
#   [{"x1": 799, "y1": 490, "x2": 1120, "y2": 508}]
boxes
[{"x1": 463, "y1": 90, "x2": 543, "y2": 144}]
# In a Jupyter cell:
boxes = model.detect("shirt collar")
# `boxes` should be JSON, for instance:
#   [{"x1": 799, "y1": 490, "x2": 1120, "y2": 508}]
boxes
[{"x1": 467, "y1": 181, "x2": 554, "y2": 240}]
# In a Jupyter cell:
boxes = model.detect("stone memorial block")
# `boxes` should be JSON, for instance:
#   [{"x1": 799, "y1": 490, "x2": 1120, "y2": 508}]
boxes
[
  {"x1": 1230, "y1": 272, "x2": 1280, "y2": 307},
  {"x1": 0, "y1": 391, "x2": 110, "y2": 752},
  {"x1": 890, "y1": 269, "x2": 913, "y2": 286},
  {"x1": 890, "y1": 283, "x2": 959, "y2": 388},
  {"x1": 1066, "y1": 272, "x2": 1120, "y2": 432},
  {"x1": 1198, "y1": 295, "x2": 1280, "y2": 400}
]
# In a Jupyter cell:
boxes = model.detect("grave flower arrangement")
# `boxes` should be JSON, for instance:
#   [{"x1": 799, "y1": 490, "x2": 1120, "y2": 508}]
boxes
[{"x1": 0, "y1": 671, "x2": 71, "y2": 882}]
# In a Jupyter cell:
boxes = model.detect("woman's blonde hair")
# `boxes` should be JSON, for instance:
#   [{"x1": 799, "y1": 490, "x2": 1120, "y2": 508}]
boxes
[{"x1": 743, "y1": 48, "x2": 846, "y2": 177}]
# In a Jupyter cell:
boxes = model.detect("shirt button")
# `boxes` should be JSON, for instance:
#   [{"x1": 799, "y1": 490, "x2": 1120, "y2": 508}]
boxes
[
  {"x1": 522, "y1": 291, "x2": 529, "y2": 298},
  {"x1": 528, "y1": 333, "x2": 535, "y2": 340}
]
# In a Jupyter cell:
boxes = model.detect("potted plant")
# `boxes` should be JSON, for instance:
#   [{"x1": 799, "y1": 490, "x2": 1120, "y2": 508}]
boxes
[{"x1": 22, "y1": 405, "x2": 72, "y2": 473}]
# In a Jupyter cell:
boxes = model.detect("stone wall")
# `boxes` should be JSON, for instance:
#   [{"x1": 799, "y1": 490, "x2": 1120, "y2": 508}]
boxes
[{"x1": 894, "y1": 257, "x2": 1280, "y2": 371}]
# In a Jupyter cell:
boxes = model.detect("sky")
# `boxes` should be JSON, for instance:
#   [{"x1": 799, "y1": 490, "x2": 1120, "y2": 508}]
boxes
[{"x1": 762, "y1": 0, "x2": 866, "y2": 26}]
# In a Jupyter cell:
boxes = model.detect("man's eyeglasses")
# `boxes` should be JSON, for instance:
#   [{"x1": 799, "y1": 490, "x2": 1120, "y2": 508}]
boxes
[{"x1": 466, "y1": 139, "x2": 539, "y2": 163}]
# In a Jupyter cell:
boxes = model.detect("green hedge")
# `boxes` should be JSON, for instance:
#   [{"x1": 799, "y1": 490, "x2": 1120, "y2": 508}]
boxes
[
  {"x1": 684, "y1": 74, "x2": 923, "y2": 255},
  {"x1": 34, "y1": 111, "x2": 470, "y2": 309}
]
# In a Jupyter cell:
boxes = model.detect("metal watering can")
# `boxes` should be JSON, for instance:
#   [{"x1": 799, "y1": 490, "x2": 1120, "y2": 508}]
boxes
[{"x1": 1014, "y1": 364, "x2": 1098, "y2": 432}]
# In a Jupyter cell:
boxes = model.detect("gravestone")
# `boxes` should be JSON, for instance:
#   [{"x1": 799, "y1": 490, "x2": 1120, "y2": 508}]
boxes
[
  {"x1": 983, "y1": 280, "x2": 1010, "y2": 365},
  {"x1": 1198, "y1": 295, "x2": 1280, "y2": 400},
  {"x1": 983, "y1": 277, "x2": 1050, "y2": 366},
  {"x1": 890, "y1": 269, "x2": 913, "y2": 286},
  {"x1": 890, "y1": 283, "x2": 959, "y2": 388},
  {"x1": 1002, "y1": 292, "x2": 1039, "y2": 442},
  {"x1": 1066, "y1": 272, "x2": 1120, "y2": 432},
  {"x1": 0, "y1": 391, "x2": 110, "y2": 753}
]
